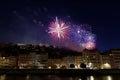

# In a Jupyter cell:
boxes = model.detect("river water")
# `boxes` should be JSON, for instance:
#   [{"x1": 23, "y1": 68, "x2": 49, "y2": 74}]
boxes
[{"x1": 0, "y1": 74, "x2": 120, "y2": 80}]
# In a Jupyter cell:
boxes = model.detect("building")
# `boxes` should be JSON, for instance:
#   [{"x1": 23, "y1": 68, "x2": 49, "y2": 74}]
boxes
[
  {"x1": 18, "y1": 52, "x2": 36, "y2": 69},
  {"x1": 1, "y1": 43, "x2": 120, "y2": 69},
  {"x1": 100, "y1": 52, "x2": 111, "y2": 69},
  {"x1": 35, "y1": 53, "x2": 48, "y2": 69},
  {"x1": 62, "y1": 56, "x2": 75, "y2": 68},
  {"x1": 48, "y1": 58, "x2": 62, "y2": 69},
  {"x1": 8, "y1": 56, "x2": 17, "y2": 67},
  {"x1": 0, "y1": 56, "x2": 17, "y2": 68},
  {"x1": 109, "y1": 49, "x2": 120, "y2": 69},
  {"x1": 82, "y1": 49, "x2": 100, "y2": 69},
  {"x1": 0, "y1": 57, "x2": 9, "y2": 67},
  {"x1": 74, "y1": 55, "x2": 83, "y2": 68}
]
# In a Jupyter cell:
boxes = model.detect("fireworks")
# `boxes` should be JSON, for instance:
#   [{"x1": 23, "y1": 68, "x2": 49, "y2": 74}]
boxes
[
  {"x1": 47, "y1": 17, "x2": 96, "y2": 50},
  {"x1": 48, "y1": 17, "x2": 70, "y2": 40},
  {"x1": 85, "y1": 42, "x2": 96, "y2": 50},
  {"x1": 70, "y1": 24, "x2": 96, "y2": 50}
]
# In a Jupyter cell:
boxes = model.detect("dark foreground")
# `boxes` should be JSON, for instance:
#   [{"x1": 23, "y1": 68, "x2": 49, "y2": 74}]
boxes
[
  {"x1": 1, "y1": 74, "x2": 120, "y2": 80},
  {"x1": 0, "y1": 69, "x2": 120, "y2": 76}
]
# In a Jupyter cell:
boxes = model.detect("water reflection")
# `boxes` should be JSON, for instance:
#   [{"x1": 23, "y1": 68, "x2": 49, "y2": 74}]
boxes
[
  {"x1": 26, "y1": 74, "x2": 30, "y2": 80},
  {"x1": 0, "y1": 74, "x2": 119, "y2": 80},
  {"x1": 0, "y1": 74, "x2": 6, "y2": 80},
  {"x1": 87, "y1": 76, "x2": 94, "y2": 80},
  {"x1": 68, "y1": 77, "x2": 83, "y2": 80},
  {"x1": 103, "y1": 75, "x2": 112, "y2": 80}
]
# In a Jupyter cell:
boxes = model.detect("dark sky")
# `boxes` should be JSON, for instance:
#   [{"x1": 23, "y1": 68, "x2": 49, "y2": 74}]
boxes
[{"x1": 0, "y1": 0, "x2": 120, "y2": 52}]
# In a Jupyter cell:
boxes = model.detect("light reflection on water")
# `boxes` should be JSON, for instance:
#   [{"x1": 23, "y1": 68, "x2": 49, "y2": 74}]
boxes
[
  {"x1": 87, "y1": 76, "x2": 94, "y2": 80},
  {"x1": 102, "y1": 75, "x2": 112, "y2": 80},
  {"x1": 0, "y1": 74, "x2": 6, "y2": 80},
  {"x1": 0, "y1": 74, "x2": 119, "y2": 80}
]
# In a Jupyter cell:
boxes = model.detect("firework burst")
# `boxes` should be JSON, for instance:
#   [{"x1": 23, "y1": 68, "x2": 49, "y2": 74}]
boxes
[
  {"x1": 47, "y1": 17, "x2": 96, "y2": 51},
  {"x1": 48, "y1": 17, "x2": 71, "y2": 40},
  {"x1": 70, "y1": 24, "x2": 96, "y2": 50},
  {"x1": 85, "y1": 42, "x2": 96, "y2": 50}
]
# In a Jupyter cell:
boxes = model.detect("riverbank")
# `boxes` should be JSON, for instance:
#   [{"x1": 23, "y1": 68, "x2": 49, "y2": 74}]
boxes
[{"x1": 0, "y1": 69, "x2": 120, "y2": 75}]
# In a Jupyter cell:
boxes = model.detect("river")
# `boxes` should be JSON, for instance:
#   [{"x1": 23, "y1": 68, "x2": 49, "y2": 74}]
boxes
[{"x1": 0, "y1": 74, "x2": 120, "y2": 80}]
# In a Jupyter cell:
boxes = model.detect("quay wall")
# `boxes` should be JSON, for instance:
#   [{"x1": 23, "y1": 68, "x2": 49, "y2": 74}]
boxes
[{"x1": 0, "y1": 69, "x2": 120, "y2": 75}]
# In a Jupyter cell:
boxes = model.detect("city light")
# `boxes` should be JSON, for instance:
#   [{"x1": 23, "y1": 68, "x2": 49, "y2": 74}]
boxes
[{"x1": 101, "y1": 63, "x2": 111, "y2": 69}]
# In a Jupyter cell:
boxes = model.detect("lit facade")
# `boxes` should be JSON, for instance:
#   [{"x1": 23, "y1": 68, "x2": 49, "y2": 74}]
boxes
[
  {"x1": 35, "y1": 53, "x2": 48, "y2": 69},
  {"x1": 109, "y1": 49, "x2": 120, "y2": 69},
  {"x1": 18, "y1": 52, "x2": 36, "y2": 69},
  {"x1": 83, "y1": 49, "x2": 100, "y2": 69},
  {"x1": 74, "y1": 55, "x2": 83, "y2": 68},
  {"x1": 100, "y1": 52, "x2": 111, "y2": 69},
  {"x1": 48, "y1": 58, "x2": 62, "y2": 69},
  {"x1": 0, "y1": 56, "x2": 16, "y2": 68},
  {"x1": 0, "y1": 43, "x2": 120, "y2": 69}
]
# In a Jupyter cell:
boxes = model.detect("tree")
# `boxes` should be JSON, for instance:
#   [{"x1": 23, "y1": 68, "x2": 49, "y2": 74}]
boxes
[
  {"x1": 60, "y1": 66, "x2": 66, "y2": 69},
  {"x1": 80, "y1": 63, "x2": 86, "y2": 69},
  {"x1": 69, "y1": 64, "x2": 75, "y2": 68}
]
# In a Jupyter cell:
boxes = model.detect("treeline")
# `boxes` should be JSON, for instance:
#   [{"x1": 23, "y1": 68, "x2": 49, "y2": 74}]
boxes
[{"x1": 0, "y1": 43, "x2": 82, "y2": 58}]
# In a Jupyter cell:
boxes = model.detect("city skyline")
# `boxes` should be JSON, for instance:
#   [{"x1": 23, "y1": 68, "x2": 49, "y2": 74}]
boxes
[
  {"x1": 0, "y1": 0, "x2": 120, "y2": 51},
  {"x1": 0, "y1": 43, "x2": 120, "y2": 69}
]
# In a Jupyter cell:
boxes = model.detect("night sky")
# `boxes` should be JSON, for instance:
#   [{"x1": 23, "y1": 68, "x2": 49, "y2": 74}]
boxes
[{"x1": 0, "y1": 0, "x2": 120, "y2": 52}]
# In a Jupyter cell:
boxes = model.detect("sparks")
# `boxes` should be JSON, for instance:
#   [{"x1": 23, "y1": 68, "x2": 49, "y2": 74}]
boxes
[
  {"x1": 70, "y1": 24, "x2": 96, "y2": 50},
  {"x1": 85, "y1": 42, "x2": 96, "y2": 50},
  {"x1": 48, "y1": 17, "x2": 70, "y2": 40}
]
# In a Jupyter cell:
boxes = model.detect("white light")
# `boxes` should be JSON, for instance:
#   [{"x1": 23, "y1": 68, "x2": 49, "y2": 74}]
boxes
[
  {"x1": 106, "y1": 76, "x2": 112, "y2": 80},
  {"x1": 75, "y1": 65, "x2": 78, "y2": 69},
  {"x1": 90, "y1": 76, "x2": 94, "y2": 80},
  {"x1": 78, "y1": 78, "x2": 81, "y2": 80},
  {"x1": 101, "y1": 63, "x2": 111, "y2": 69},
  {"x1": 0, "y1": 75, "x2": 6, "y2": 80},
  {"x1": 57, "y1": 66, "x2": 60, "y2": 69},
  {"x1": 48, "y1": 66, "x2": 51, "y2": 69}
]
